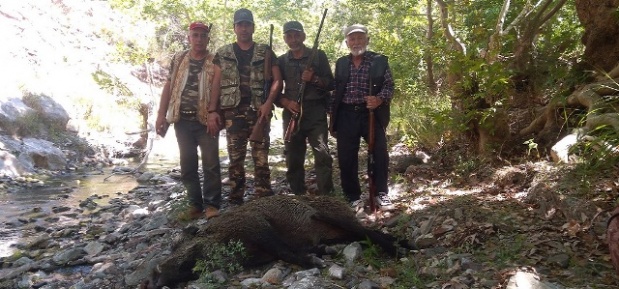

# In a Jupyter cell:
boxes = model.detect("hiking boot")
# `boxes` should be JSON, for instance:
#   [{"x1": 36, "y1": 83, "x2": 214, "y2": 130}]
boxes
[
  {"x1": 181, "y1": 206, "x2": 203, "y2": 220},
  {"x1": 375, "y1": 192, "x2": 395, "y2": 211},
  {"x1": 204, "y1": 206, "x2": 219, "y2": 219}
]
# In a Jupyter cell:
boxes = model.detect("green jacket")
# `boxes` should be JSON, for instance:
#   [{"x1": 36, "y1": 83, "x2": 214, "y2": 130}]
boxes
[{"x1": 216, "y1": 43, "x2": 269, "y2": 109}]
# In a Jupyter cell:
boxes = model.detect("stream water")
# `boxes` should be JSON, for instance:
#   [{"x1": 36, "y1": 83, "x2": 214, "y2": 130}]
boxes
[
  {"x1": 0, "y1": 123, "x2": 275, "y2": 259},
  {"x1": 0, "y1": 131, "x2": 185, "y2": 259},
  {"x1": 0, "y1": 172, "x2": 140, "y2": 258}
]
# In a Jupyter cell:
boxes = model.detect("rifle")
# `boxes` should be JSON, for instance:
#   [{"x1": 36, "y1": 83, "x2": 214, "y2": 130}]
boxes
[
  {"x1": 283, "y1": 9, "x2": 328, "y2": 142},
  {"x1": 367, "y1": 79, "x2": 377, "y2": 212},
  {"x1": 249, "y1": 24, "x2": 274, "y2": 143}
]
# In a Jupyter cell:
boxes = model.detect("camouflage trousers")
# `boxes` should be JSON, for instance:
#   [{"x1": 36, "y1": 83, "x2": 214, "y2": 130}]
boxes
[{"x1": 223, "y1": 105, "x2": 273, "y2": 203}]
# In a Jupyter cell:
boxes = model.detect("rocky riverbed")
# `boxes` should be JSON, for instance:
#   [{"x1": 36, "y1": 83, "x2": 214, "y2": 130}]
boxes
[
  {"x1": 0, "y1": 168, "x2": 414, "y2": 289},
  {"x1": 1, "y1": 160, "x2": 608, "y2": 289}
]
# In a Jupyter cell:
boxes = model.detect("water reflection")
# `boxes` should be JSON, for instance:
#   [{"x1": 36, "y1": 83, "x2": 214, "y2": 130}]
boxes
[{"x1": 0, "y1": 173, "x2": 138, "y2": 258}]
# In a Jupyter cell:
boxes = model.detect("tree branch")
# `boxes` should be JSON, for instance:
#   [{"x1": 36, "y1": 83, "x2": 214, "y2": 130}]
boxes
[
  {"x1": 435, "y1": 0, "x2": 466, "y2": 54},
  {"x1": 538, "y1": 0, "x2": 568, "y2": 26}
]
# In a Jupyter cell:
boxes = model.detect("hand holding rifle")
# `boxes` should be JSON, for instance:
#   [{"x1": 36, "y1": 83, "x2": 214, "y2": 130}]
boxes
[
  {"x1": 281, "y1": 68, "x2": 314, "y2": 115},
  {"x1": 249, "y1": 24, "x2": 275, "y2": 143}
]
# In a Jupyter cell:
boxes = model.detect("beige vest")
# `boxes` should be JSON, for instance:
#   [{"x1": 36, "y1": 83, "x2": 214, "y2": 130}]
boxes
[{"x1": 166, "y1": 50, "x2": 215, "y2": 125}]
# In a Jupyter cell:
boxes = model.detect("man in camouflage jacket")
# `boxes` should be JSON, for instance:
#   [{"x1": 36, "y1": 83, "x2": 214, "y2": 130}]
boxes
[{"x1": 207, "y1": 8, "x2": 282, "y2": 204}]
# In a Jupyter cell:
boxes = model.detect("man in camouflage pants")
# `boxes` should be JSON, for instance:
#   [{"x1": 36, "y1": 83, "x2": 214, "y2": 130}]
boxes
[{"x1": 207, "y1": 8, "x2": 282, "y2": 205}]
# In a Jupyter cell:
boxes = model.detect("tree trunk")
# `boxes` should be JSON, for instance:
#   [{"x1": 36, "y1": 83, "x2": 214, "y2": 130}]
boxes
[
  {"x1": 425, "y1": 0, "x2": 437, "y2": 93},
  {"x1": 575, "y1": 0, "x2": 619, "y2": 73}
]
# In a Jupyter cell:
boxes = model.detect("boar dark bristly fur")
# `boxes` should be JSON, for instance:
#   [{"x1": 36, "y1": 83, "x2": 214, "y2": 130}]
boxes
[{"x1": 151, "y1": 194, "x2": 413, "y2": 288}]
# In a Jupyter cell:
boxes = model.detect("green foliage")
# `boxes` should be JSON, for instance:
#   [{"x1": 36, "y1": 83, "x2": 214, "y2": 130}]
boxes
[
  {"x1": 91, "y1": 70, "x2": 134, "y2": 97},
  {"x1": 11, "y1": 112, "x2": 64, "y2": 140},
  {"x1": 523, "y1": 138, "x2": 540, "y2": 158},
  {"x1": 569, "y1": 127, "x2": 619, "y2": 184},
  {"x1": 193, "y1": 240, "x2": 247, "y2": 283},
  {"x1": 107, "y1": 0, "x2": 591, "y2": 163},
  {"x1": 485, "y1": 234, "x2": 527, "y2": 267},
  {"x1": 168, "y1": 197, "x2": 192, "y2": 221},
  {"x1": 390, "y1": 90, "x2": 454, "y2": 149},
  {"x1": 359, "y1": 237, "x2": 382, "y2": 268},
  {"x1": 112, "y1": 41, "x2": 152, "y2": 65},
  {"x1": 454, "y1": 154, "x2": 483, "y2": 177},
  {"x1": 392, "y1": 259, "x2": 428, "y2": 288}
]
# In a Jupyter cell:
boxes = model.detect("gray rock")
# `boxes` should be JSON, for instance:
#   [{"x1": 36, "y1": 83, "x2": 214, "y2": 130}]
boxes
[
  {"x1": 52, "y1": 247, "x2": 86, "y2": 265},
  {"x1": 90, "y1": 262, "x2": 119, "y2": 279},
  {"x1": 357, "y1": 279, "x2": 380, "y2": 289},
  {"x1": 343, "y1": 242, "x2": 362, "y2": 263},
  {"x1": 17, "y1": 138, "x2": 67, "y2": 171},
  {"x1": 240, "y1": 277, "x2": 263, "y2": 287},
  {"x1": 547, "y1": 253, "x2": 570, "y2": 269},
  {"x1": 13, "y1": 257, "x2": 34, "y2": 267},
  {"x1": 84, "y1": 241, "x2": 105, "y2": 256},
  {"x1": 505, "y1": 271, "x2": 565, "y2": 289},
  {"x1": 288, "y1": 275, "x2": 328, "y2": 289},
  {"x1": 0, "y1": 151, "x2": 26, "y2": 177},
  {"x1": 327, "y1": 264, "x2": 345, "y2": 279},
  {"x1": 137, "y1": 172, "x2": 155, "y2": 183},
  {"x1": 261, "y1": 267, "x2": 285, "y2": 284},
  {"x1": 209, "y1": 269, "x2": 228, "y2": 284}
]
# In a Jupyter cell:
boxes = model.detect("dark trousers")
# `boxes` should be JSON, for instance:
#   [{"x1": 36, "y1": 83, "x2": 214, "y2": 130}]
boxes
[
  {"x1": 282, "y1": 100, "x2": 334, "y2": 195},
  {"x1": 174, "y1": 118, "x2": 222, "y2": 209},
  {"x1": 335, "y1": 106, "x2": 389, "y2": 202}
]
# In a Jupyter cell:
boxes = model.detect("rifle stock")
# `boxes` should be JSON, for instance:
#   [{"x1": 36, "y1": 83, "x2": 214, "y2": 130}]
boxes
[
  {"x1": 284, "y1": 9, "x2": 328, "y2": 143},
  {"x1": 249, "y1": 24, "x2": 274, "y2": 144}
]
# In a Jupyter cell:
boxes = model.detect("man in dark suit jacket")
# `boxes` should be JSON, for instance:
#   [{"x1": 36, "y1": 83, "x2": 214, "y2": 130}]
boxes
[{"x1": 330, "y1": 24, "x2": 395, "y2": 211}]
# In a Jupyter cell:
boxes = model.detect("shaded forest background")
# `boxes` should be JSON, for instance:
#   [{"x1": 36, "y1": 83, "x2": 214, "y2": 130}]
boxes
[
  {"x1": 106, "y1": 0, "x2": 619, "y2": 171},
  {"x1": 1, "y1": 0, "x2": 617, "y2": 188}
]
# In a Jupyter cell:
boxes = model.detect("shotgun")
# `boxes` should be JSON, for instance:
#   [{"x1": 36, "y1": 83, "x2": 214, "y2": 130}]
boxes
[
  {"x1": 283, "y1": 9, "x2": 328, "y2": 142},
  {"x1": 249, "y1": 24, "x2": 274, "y2": 143},
  {"x1": 367, "y1": 79, "x2": 377, "y2": 212}
]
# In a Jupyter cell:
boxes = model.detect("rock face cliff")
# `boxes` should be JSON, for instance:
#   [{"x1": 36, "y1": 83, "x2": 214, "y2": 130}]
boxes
[{"x1": 0, "y1": 1, "x2": 160, "y2": 174}]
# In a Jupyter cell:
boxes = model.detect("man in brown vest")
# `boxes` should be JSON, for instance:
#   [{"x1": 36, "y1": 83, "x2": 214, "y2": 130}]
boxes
[{"x1": 156, "y1": 21, "x2": 221, "y2": 219}]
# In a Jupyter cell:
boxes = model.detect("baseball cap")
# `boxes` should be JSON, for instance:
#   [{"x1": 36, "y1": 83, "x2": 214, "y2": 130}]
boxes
[
  {"x1": 189, "y1": 21, "x2": 210, "y2": 32},
  {"x1": 234, "y1": 8, "x2": 254, "y2": 24},
  {"x1": 283, "y1": 21, "x2": 304, "y2": 33},
  {"x1": 343, "y1": 24, "x2": 368, "y2": 36}
]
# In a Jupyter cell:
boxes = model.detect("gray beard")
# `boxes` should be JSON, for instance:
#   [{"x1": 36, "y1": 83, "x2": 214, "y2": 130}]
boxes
[{"x1": 351, "y1": 47, "x2": 366, "y2": 56}]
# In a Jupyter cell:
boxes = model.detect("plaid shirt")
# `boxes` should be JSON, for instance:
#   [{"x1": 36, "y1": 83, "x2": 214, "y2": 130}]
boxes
[{"x1": 342, "y1": 53, "x2": 394, "y2": 105}]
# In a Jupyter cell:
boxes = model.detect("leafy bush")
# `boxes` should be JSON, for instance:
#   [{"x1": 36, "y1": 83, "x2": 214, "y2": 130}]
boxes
[{"x1": 193, "y1": 240, "x2": 247, "y2": 285}]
